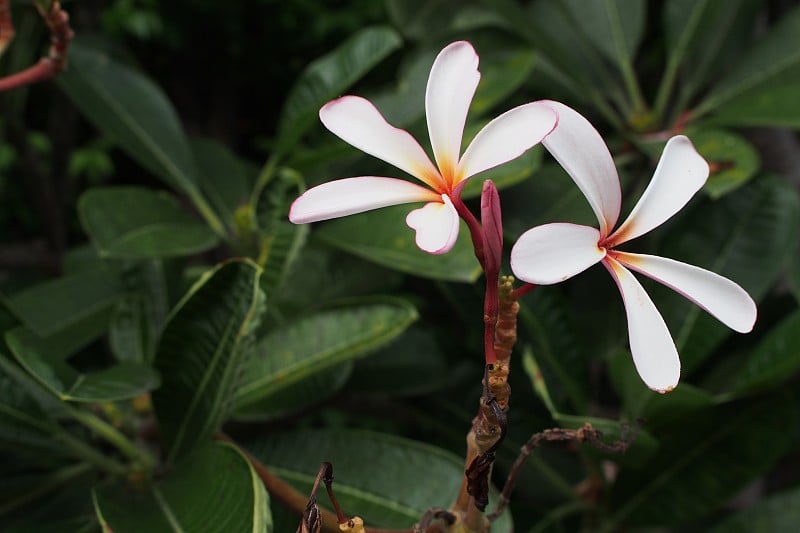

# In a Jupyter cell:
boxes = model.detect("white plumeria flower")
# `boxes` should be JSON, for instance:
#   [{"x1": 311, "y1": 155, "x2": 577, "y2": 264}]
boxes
[
  {"x1": 289, "y1": 41, "x2": 557, "y2": 254},
  {"x1": 510, "y1": 101, "x2": 757, "y2": 393}
]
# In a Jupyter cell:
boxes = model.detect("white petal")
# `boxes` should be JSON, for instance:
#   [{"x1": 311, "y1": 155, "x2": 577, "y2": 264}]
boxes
[
  {"x1": 425, "y1": 41, "x2": 480, "y2": 180},
  {"x1": 604, "y1": 257, "x2": 681, "y2": 393},
  {"x1": 319, "y1": 96, "x2": 443, "y2": 190},
  {"x1": 607, "y1": 136, "x2": 709, "y2": 246},
  {"x1": 541, "y1": 100, "x2": 621, "y2": 237},
  {"x1": 405, "y1": 194, "x2": 460, "y2": 254},
  {"x1": 510, "y1": 223, "x2": 606, "y2": 285},
  {"x1": 612, "y1": 252, "x2": 757, "y2": 333},
  {"x1": 457, "y1": 102, "x2": 558, "y2": 181},
  {"x1": 289, "y1": 177, "x2": 439, "y2": 223}
]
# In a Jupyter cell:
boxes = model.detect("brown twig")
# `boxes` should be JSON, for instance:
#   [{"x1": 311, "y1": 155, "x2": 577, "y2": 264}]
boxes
[
  {"x1": 487, "y1": 423, "x2": 635, "y2": 522},
  {"x1": 0, "y1": 0, "x2": 74, "y2": 92}
]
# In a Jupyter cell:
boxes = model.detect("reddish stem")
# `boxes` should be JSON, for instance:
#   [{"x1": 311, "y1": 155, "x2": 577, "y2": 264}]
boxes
[{"x1": 510, "y1": 282, "x2": 536, "y2": 300}]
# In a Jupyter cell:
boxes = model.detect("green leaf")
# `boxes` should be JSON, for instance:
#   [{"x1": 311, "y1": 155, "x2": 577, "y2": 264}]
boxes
[
  {"x1": 256, "y1": 168, "x2": 308, "y2": 297},
  {"x1": 94, "y1": 442, "x2": 271, "y2": 533},
  {"x1": 386, "y1": 0, "x2": 462, "y2": 41},
  {"x1": 234, "y1": 297, "x2": 418, "y2": 419},
  {"x1": 691, "y1": 129, "x2": 760, "y2": 198},
  {"x1": 6, "y1": 326, "x2": 160, "y2": 402},
  {"x1": 729, "y1": 311, "x2": 800, "y2": 395},
  {"x1": 562, "y1": 0, "x2": 646, "y2": 67},
  {"x1": 609, "y1": 394, "x2": 795, "y2": 526},
  {"x1": 2, "y1": 267, "x2": 123, "y2": 338},
  {"x1": 58, "y1": 42, "x2": 220, "y2": 233},
  {"x1": 271, "y1": 244, "x2": 404, "y2": 316},
  {"x1": 79, "y1": 187, "x2": 219, "y2": 258},
  {"x1": 469, "y1": 46, "x2": 537, "y2": 117},
  {"x1": 658, "y1": 176, "x2": 800, "y2": 373},
  {"x1": 518, "y1": 289, "x2": 588, "y2": 413},
  {"x1": 697, "y1": 5, "x2": 800, "y2": 119},
  {"x1": 152, "y1": 260, "x2": 264, "y2": 460},
  {"x1": 276, "y1": 26, "x2": 402, "y2": 154},
  {"x1": 0, "y1": 369, "x2": 63, "y2": 454},
  {"x1": 190, "y1": 137, "x2": 255, "y2": 229},
  {"x1": 245, "y1": 428, "x2": 512, "y2": 530},
  {"x1": 349, "y1": 326, "x2": 449, "y2": 396},
  {"x1": 707, "y1": 70, "x2": 800, "y2": 129},
  {"x1": 661, "y1": 0, "x2": 758, "y2": 102},
  {"x1": 711, "y1": 485, "x2": 800, "y2": 533},
  {"x1": 315, "y1": 205, "x2": 481, "y2": 282}
]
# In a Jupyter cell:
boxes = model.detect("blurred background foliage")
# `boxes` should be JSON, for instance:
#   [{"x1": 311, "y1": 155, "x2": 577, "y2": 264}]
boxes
[{"x1": 2, "y1": 0, "x2": 800, "y2": 531}]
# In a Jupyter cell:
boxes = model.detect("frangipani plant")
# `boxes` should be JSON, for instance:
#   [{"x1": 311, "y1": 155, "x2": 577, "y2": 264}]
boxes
[{"x1": 3, "y1": 1, "x2": 800, "y2": 531}]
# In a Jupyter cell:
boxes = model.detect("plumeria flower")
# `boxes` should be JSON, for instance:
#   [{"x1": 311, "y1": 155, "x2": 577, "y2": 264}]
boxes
[
  {"x1": 289, "y1": 41, "x2": 557, "y2": 254},
  {"x1": 510, "y1": 101, "x2": 757, "y2": 392}
]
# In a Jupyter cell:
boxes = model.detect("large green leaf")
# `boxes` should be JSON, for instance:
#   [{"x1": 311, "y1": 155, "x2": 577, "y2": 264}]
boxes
[
  {"x1": 519, "y1": 288, "x2": 588, "y2": 413},
  {"x1": 270, "y1": 244, "x2": 404, "y2": 317},
  {"x1": 696, "y1": 5, "x2": 800, "y2": 121},
  {"x1": 79, "y1": 187, "x2": 219, "y2": 259},
  {"x1": 152, "y1": 260, "x2": 264, "y2": 460},
  {"x1": 190, "y1": 137, "x2": 255, "y2": 229},
  {"x1": 657, "y1": 176, "x2": 800, "y2": 373},
  {"x1": 349, "y1": 326, "x2": 450, "y2": 396},
  {"x1": 315, "y1": 205, "x2": 481, "y2": 282},
  {"x1": 2, "y1": 267, "x2": 123, "y2": 338},
  {"x1": 234, "y1": 297, "x2": 418, "y2": 419},
  {"x1": 94, "y1": 442, "x2": 271, "y2": 533},
  {"x1": 562, "y1": 0, "x2": 645, "y2": 68},
  {"x1": 245, "y1": 429, "x2": 512, "y2": 531},
  {"x1": 0, "y1": 369, "x2": 63, "y2": 455},
  {"x1": 276, "y1": 26, "x2": 402, "y2": 154},
  {"x1": 711, "y1": 485, "x2": 800, "y2": 532},
  {"x1": 256, "y1": 168, "x2": 308, "y2": 297},
  {"x1": 6, "y1": 326, "x2": 160, "y2": 403},
  {"x1": 58, "y1": 42, "x2": 221, "y2": 233},
  {"x1": 728, "y1": 311, "x2": 800, "y2": 396},
  {"x1": 661, "y1": 0, "x2": 757, "y2": 103},
  {"x1": 469, "y1": 45, "x2": 537, "y2": 117},
  {"x1": 609, "y1": 394, "x2": 795, "y2": 526}
]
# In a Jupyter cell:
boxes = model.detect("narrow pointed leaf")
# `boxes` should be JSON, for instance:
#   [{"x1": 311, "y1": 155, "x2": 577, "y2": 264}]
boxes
[
  {"x1": 58, "y1": 43, "x2": 205, "y2": 204},
  {"x1": 2, "y1": 267, "x2": 122, "y2": 338},
  {"x1": 730, "y1": 311, "x2": 800, "y2": 395},
  {"x1": 610, "y1": 394, "x2": 795, "y2": 526},
  {"x1": 698, "y1": 5, "x2": 800, "y2": 119},
  {"x1": 6, "y1": 327, "x2": 160, "y2": 403},
  {"x1": 711, "y1": 486, "x2": 800, "y2": 533},
  {"x1": 191, "y1": 138, "x2": 256, "y2": 228},
  {"x1": 257, "y1": 168, "x2": 308, "y2": 297},
  {"x1": 562, "y1": 0, "x2": 645, "y2": 66},
  {"x1": 234, "y1": 298, "x2": 417, "y2": 419},
  {"x1": 79, "y1": 187, "x2": 219, "y2": 258},
  {"x1": 153, "y1": 260, "x2": 265, "y2": 460},
  {"x1": 93, "y1": 442, "x2": 271, "y2": 533},
  {"x1": 276, "y1": 26, "x2": 402, "y2": 154}
]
